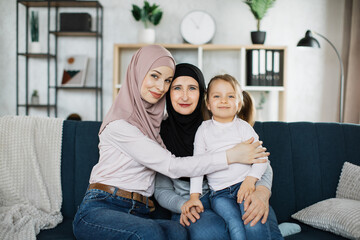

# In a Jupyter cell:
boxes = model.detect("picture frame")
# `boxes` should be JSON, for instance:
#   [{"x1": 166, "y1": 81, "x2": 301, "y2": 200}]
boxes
[{"x1": 61, "y1": 55, "x2": 89, "y2": 87}]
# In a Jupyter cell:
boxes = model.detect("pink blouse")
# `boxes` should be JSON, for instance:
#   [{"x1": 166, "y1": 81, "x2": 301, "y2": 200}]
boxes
[{"x1": 90, "y1": 120, "x2": 228, "y2": 197}]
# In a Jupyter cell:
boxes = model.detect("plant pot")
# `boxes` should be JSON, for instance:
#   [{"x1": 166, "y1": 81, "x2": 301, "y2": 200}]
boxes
[
  {"x1": 31, "y1": 95, "x2": 39, "y2": 105},
  {"x1": 138, "y1": 28, "x2": 155, "y2": 44},
  {"x1": 30, "y1": 42, "x2": 41, "y2": 53},
  {"x1": 251, "y1": 31, "x2": 266, "y2": 44}
]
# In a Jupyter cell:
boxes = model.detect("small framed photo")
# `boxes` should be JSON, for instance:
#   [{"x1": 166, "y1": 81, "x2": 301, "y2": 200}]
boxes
[{"x1": 61, "y1": 55, "x2": 89, "y2": 87}]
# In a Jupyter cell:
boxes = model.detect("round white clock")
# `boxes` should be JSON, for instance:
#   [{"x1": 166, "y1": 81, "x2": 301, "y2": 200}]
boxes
[{"x1": 180, "y1": 10, "x2": 216, "y2": 45}]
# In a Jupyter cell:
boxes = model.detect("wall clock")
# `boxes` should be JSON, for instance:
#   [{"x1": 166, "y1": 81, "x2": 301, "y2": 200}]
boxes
[{"x1": 180, "y1": 10, "x2": 216, "y2": 45}]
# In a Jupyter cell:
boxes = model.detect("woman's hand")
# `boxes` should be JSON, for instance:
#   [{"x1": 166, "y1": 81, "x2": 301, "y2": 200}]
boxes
[
  {"x1": 181, "y1": 193, "x2": 204, "y2": 214},
  {"x1": 179, "y1": 207, "x2": 201, "y2": 227},
  {"x1": 226, "y1": 137, "x2": 269, "y2": 165},
  {"x1": 242, "y1": 185, "x2": 271, "y2": 226},
  {"x1": 237, "y1": 176, "x2": 257, "y2": 203}
]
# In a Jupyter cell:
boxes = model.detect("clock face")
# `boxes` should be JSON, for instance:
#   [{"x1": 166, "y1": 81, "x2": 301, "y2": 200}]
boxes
[{"x1": 180, "y1": 10, "x2": 216, "y2": 45}]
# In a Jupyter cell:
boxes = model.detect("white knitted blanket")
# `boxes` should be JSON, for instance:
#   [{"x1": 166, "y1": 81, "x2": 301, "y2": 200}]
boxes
[{"x1": 0, "y1": 116, "x2": 63, "y2": 240}]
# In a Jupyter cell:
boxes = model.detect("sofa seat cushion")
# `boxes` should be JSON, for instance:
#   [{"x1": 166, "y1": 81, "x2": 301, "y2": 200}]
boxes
[
  {"x1": 37, "y1": 218, "x2": 75, "y2": 240},
  {"x1": 285, "y1": 221, "x2": 348, "y2": 240}
]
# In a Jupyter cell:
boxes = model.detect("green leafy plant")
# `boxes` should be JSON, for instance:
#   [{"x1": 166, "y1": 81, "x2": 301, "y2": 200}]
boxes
[
  {"x1": 131, "y1": 1, "x2": 163, "y2": 28},
  {"x1": 244, "y1": 0, "x2": 276, "y2": 31},
  {"x1": 30, "y1": 11, "x2": 39, "y2": 42},
  {"x1": 32, "y1": 90, "x2": 38, "y2": 97}
]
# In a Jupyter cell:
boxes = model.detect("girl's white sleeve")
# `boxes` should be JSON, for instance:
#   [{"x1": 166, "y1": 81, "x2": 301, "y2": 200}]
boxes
[
  {"x1": 244, "y1": 124, "x2": 268, "y2": 180},
  {"x1": 106, "y1": 120, "x2": 228, "y2": 179},
  {"x1": 190, "y1": 125, "x2": 206, "y2": 194}
]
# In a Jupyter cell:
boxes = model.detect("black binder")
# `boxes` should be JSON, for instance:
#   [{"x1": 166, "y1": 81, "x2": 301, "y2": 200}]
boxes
[
  {"x1": 246, "y1": 50, "x2": 259, "y2": 86},
  {"x1": 265, "y1": 50, "x2": 273, "y2": 86},
  {"x1": 273, "y1": 51, "x2": 281, "y2": 86},
  {"x1": 259, "y1": 49, "x2": 266, "y2": 86}
]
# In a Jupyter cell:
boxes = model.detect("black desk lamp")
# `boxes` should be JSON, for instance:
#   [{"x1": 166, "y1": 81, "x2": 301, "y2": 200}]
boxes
[{"x1": 297, "y1": 30, "x2": 344, "y2": 122}]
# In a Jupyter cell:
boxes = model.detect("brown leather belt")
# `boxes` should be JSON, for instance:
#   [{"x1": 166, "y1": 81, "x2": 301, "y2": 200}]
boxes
[{"x1": 88, "y1": 183, "x2": 154, "y2": 208}]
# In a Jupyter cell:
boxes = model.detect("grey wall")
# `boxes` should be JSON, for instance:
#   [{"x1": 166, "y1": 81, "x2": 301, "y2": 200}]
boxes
[{"x1": 0, "y1": 0, "x2": 346, "y2": 122}]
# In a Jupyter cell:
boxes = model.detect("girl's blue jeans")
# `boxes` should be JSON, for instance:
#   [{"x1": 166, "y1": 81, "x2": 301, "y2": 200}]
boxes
[
  {"x1": 210, "y1": 182, "x2": 272, "y2": 240},
  {"x1": 73, "y1": 188, "x2": 187, "y2": 240},
  {"x1": 171, "y1": 191, "x2": 230, "y2": 240}
]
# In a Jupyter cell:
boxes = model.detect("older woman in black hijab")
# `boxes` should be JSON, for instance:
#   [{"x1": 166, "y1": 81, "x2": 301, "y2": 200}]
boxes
[{"x1": 155, "y1": 63, "x2": 282, "y2": 240}]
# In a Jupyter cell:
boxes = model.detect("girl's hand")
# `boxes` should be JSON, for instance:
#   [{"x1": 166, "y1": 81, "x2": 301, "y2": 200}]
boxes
[
  {"x1": 179, "y1": 207, "x2": 201, "y2": 227},
  {"x1": 226, "y1": 137, "x2": 269, "y2": 165},
  {"x1": 237, "y1": 176, "x2": 257, "y2": 203},
  {"x1": 181, "y1": 193, "x2": 204, "y2": 214}
]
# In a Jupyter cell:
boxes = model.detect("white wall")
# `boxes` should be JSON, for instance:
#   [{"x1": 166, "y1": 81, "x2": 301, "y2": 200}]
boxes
[{"x1": 0, "y1": 0, "x2": 346, "y2": 122}]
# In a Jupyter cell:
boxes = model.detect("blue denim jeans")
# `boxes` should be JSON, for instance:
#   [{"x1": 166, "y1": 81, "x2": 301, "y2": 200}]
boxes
[
  {"x1": 210, "y1": 182, "x2": 271, "y2": 240},
  {"x1": 73, "y1": 188, "x2": 187, "y2": 240},
  {"x1": 268, "y1": 206, "x2": 284, "y2": 240},
  {"x1": 172, "y1": 192, "x2": 230, "y2": 240}
]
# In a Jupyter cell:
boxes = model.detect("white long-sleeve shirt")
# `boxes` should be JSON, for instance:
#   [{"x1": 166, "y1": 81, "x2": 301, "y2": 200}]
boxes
[
  {"x1": 191, "y1": 117, "x2": 268, "y2": 194},
  {"x1": 90, "y1": 120, "x2": 229, "y2": 197}
]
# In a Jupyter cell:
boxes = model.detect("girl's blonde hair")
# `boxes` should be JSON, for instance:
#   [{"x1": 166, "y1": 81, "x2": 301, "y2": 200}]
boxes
[{"x1": 204, "y1": 74, "x2": 256, "y2": 126}]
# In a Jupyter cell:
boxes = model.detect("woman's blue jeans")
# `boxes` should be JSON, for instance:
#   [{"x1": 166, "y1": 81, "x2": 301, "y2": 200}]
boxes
[
  {"x1": 172, "y1": 192, "x2": 230, "y2": 240},
  {"x1": 73, "y1": 188, "x2": 187, "y2": 240},
  {"x1": 210, "y1": 182, "x2": 272, "y2": 240}
]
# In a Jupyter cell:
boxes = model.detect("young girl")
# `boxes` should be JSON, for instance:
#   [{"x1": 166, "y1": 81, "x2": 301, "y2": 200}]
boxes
[{"x1": 183, "y1": 74, "x2": 271, "y2": 240}]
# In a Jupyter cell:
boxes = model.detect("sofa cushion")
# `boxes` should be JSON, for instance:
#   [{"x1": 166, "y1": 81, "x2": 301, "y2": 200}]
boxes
[
  {"x1": 60, "y1": 121, "x2": 101, "y2": 219},
  {"x1": 254, "y1": 122, "x2": 360, "y2": 224},
  {"x1": 291, "y1": 198, "x2": 360, "y2": 239},
  {"x1": 336, "y1": 162, "x2": 360, "y2": 201},
  {"x1": 285, "y1": 221, "x2": 348, "y2": 240}
]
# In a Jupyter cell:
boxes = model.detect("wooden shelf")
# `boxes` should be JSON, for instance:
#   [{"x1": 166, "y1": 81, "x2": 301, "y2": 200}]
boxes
[
  {"x1": 18, "y1": 53, "x2": 56, "y2": 58},
  {"x1": 51, "y1": 86, "x2": 101, "y2": 90},
  {"x1": 18, "y1": 104, "x2": 56, "y2": 108},
  {"x1": 50, "y1": 31, "x2": 101, "y2": 37},
  {"x1": 18, "y1": 1, "x2": 102, "y2": 8},
  {"x1": 243, "y1": 86, "x2": 285, "y2": 92}
]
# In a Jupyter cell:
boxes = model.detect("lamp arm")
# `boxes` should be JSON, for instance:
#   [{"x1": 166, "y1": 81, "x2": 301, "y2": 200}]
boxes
[{"x1": 313, "y1": 31, "x2": 345, "y2": 122}]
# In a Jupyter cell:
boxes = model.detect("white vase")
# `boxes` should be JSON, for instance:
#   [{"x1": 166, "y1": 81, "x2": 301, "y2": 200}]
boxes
[
  {"x1": 138, "y1": 28, "x2": 155, "y2": 44},
  {"x1": 30, "y1": 42, "x2": 41, "y2": 53}
]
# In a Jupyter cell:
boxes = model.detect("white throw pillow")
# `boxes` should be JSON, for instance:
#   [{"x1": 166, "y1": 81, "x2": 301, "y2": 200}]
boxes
[
  {"x1": 292, "y1": 198, "x2": 360, "y2": 240},
  {"x1": 336, "y1": 162, "x2": 360, "y2": 201}
]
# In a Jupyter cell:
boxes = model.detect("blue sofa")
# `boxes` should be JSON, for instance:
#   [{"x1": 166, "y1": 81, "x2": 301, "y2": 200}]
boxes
[{"x1": 37, "y1": 120, "x2": 360, "y2": 239}]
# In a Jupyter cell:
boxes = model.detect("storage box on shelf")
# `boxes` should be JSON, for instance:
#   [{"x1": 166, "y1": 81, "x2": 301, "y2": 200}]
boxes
[{"x1": 113, "y1": 44, "x2": 287, "y2": 121}]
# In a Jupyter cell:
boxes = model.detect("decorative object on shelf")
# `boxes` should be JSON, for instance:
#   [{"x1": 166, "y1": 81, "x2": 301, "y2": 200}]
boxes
[
  {"x1": 180, "y1": 10, "x2": 216, "y2": 45},
  {"x1": 67, "y1": 113, "x2": 82, "y2": 121},
  {"x1": 297, "y1": 30, "x2": 344, "y2": 123},
  {"x1": 60, "y1": 13, "x2": 92, "y2": 32},
  {"x1": 131, "y1": 1, "x2": 163, "y2": 44},
  {"x1": 244, "y1": 0, "x2": 276, "y2": 44},
  {"x1": 30, "y1": 11, "x2": 41, "y2": 53},
  {"x1": 31, "y1": 90, "x2": 39, "y2": 105},
  {"x1": 61, "y1": 55, "x2": 89, "y2": 87}
]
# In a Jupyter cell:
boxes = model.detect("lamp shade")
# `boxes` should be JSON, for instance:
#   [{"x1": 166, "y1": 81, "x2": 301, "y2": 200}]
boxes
[{"x1": 297, "y1": 30, "x2": 320, "y2": 48}]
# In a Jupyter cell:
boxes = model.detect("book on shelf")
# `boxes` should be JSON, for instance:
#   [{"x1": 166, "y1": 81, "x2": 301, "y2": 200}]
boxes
[
  {"x1": 259, "y1": 49, "x2": 266, "y2": 86},
  {"x1": 273, "y1": 51, "x2": 281, "y2": 86},
  {"x1": 266, "y1": 50, "x2": 273, "y2": 86},
  {"x1": 247, "y1": 50, "x2": 259, "y2": 86}
]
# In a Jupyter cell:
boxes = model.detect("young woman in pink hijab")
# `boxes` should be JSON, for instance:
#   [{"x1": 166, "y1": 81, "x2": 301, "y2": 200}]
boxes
[{"x1": 72, "y1": 45, "x2": 269, "y2": 240}]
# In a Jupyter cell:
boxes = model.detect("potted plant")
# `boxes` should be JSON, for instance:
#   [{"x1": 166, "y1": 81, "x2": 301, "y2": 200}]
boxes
[
  {"x1": 31, "y1": 90, "x2": 39, "y2": 105},
  {"x1": 244, "y1": 0, "x2": 276, "y2": 44},
  {"x1": 30, "y1": 11, "x2": 41, "y2": 53},
  {"x1": 131, "y1": 1, "x2": 163, "y2": 44}
]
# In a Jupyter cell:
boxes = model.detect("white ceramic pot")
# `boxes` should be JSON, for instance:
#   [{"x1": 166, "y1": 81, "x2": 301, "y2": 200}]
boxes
[
  {"x1": 30, "y1": 42, "x2": 41, "y2": 53},
  {"x1": 138, "y1": 28, "x2": 155, "y2": 44}
]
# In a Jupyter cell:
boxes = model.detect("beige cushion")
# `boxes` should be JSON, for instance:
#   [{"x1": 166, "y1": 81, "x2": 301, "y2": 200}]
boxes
[
  {"x1": 292, "y1": 198, "x2": 360, "y2": 240},
  {"x1": 336, "y1": 162, "x2": 360, "y2": 201}
]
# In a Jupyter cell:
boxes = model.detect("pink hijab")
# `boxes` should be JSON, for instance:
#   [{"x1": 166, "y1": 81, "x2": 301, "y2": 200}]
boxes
[{"x1": 99, "y1": 45, "x2": 175, "y2": 147}]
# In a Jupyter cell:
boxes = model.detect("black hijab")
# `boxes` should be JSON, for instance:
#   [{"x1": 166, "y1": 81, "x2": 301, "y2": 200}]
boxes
[{"x1": 160, "y1": 63, "x2": 206, "y2": 158}]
